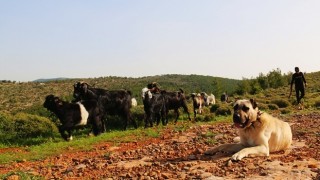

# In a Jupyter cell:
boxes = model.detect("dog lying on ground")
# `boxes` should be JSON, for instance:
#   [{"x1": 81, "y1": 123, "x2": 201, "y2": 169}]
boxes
[{"x1": 205, "y1": 99, "x2": 292, "y2": 161}]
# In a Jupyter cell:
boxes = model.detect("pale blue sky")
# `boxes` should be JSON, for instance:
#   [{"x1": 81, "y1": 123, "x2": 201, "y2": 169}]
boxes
[{"x1": 1, "y1": 1, "x2": 320, "y2": 82}]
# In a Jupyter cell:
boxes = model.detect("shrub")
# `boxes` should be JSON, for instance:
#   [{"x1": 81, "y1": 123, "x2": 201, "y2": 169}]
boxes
[
  {"x1": 271, "y1": 99, "x2": 290, "y2": 108},
  {"x1": 257, "y1": 103, "x2": 268, "y2": 110},
  {"x1": 131, "y1": 106, "x2": 145, "y2": 127},
  {"x1": 210, "y1": 104, "x2": 220, "y2": 113},
  {"x1": 22, "y1": 104, "x2": 52, "y2": 117},
  {"x1": 0, "y1": 112, "x2": 16, "y2": 140},
  {"x1": 195, "y1": 115, "x2": 205, "y2": 122},
  {"x1": 203, "y1": 114, "x2": 215, "y2": 122},
  {"x1": 13, "y1": 113, "x2": 58, "y2": 138},
  {"x1": 280, "y1": 108, "x2": 291, "y2": 114},
  {"x1": 215, "y1": 104, "x2": 232, "y2": 116},
  {"x1": 268, "y1": 104, "x2": 279, "y2": 110},
  {"x1": 314, "y1": 100, "x2": 320, "y2": 108}
]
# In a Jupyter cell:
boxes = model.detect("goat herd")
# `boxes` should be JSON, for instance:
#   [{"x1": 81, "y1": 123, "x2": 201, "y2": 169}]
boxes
[{"x1": 43, "y1": 82, "x2": 217, "y2": 141}]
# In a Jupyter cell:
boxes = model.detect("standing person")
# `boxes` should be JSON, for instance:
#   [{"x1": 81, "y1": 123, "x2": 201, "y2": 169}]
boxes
[{"x1": 289, "y1": 67, "x2": 307, "y2": 107}]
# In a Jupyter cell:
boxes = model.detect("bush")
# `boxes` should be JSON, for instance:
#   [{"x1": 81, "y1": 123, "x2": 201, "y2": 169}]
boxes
[
  {"x1": 271, "y1": 99, "x2": 290, "y2": 108},
  {"x1": 268, "y1": 104, "x2": 279, "y2": 110},
  {"x1": 131, "y1": 106, "x2": 145, "y2": 127},
  {"x1": 195, "y1": 115, "x2": 205, "y2": 122},
  {"x1": 256, "y1": 103, "x2": 268, "y2": 110},
  {"x1": 215, "y1": 104, "x2": 232, "y2": 116},
  {"x1": 210, "y1": 104, "x2": 220, "y2": 113},
  {"x1": 22, "y1": 104, "x2": 52, "y2": 117},
  {"x1": 280, "y1": 108, "x2": 291, "y2": 114},
  {"x1": 0, "y1": 113, "x2": 16, "y2": 140},
  {"x1": 203, "y1": 114, "x2": 215, "y2": 122},
  {"x1": 314, "y1": 100, "x2": 320, "y2": 108},
  {"x1": 13, "y1": 113, "x2": 58, "y2": 138}
]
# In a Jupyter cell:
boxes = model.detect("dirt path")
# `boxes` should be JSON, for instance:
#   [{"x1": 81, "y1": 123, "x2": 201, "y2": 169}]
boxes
[{"x1": 1, "y1": 113, "x2": 319, "y2": 179}]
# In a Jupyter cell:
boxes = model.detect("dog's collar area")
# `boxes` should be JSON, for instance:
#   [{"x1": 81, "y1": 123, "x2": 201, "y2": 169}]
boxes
[
  {"x1": 257, "y1": 110, "x2": 263, "y2": 120},
  {"x1": 249, "y1": 111, "x2": 263, "y2": 129}
]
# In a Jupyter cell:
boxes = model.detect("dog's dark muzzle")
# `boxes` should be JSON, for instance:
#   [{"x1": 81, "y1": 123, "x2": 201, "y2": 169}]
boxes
[{"x1": 233, "y1": 113, "x2": 246, "y2": 128}]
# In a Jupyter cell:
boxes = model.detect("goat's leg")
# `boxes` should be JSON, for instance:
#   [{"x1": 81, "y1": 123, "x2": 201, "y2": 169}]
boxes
[
  {"x1": 92, "y1": 117, "x2": 103, "y2": 136},
  {"x1": 100, "y1": 113, "x2": 107, "y2": 133},
  {"x1": 161, "y1": 109, "x2": 167, "y2": 126},
  {"x1": 182, "y1": 105, "x2": 191, "y2": 121},
  {"x1": 149, "y1": 111, "x2": 154, "y2": 127},
  {"x1": 123, "y1": 115, "x2": 128, "y2": 130},
  {"x1": 66, "y1": 129, "x2": 73, "y2": 141},
  {"x1": 155, "y1": 113, "x2": 161, "y2": 126},
  {"x1": 58, "y1": 126, "x2": 68, "y2": 141},
  {"x1": 174, "y1": 109, "x2": 180, "y2": 124},
  {"x1": 144, "y1": 113, "x2": 149, "y2": 128}
]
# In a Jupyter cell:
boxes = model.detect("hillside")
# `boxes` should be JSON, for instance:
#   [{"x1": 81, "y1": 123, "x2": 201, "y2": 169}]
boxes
[
  {"x1": 1, "y1": 72, "x2": 320, "y2": 179},
  {"x1": 0, "y1": 74, "x2": 240, "y2": 113}
]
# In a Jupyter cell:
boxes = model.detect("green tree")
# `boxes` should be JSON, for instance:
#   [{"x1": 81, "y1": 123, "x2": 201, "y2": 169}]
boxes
[
  {"x1": 235, "y1": 78, "x2": 251, "y2": 95},
  {"x1": 267, "y1": 68, "x2": 286, "y2": 88},
  {"x1": 257, "y1": 73, "x2": 269, "y2": 89}
]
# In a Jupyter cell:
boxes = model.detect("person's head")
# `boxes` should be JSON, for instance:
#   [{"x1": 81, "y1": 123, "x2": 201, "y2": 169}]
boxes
[{"x1": 295, "y1": 67, "x2": 299, "y2": 73}]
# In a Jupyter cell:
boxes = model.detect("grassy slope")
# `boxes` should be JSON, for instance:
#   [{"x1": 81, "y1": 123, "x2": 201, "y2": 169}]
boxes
[
  {"x1": 0, "y1": 74, "x2": 240, "y2": 113},
  {"x1": 0, "y1": 72, "x2": 319, "y2": 165}
]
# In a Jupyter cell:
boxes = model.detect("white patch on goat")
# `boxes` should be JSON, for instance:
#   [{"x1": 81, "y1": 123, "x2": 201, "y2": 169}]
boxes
[
  {"x1": 141, "y1": 87, "x2": 152, "y2": 99},
  {"x1": 131, "y1": 98, "x2": 138, "y2": 106},
  {"x1": 77, "y1": 102, "x2": 89, "y2": 126}
]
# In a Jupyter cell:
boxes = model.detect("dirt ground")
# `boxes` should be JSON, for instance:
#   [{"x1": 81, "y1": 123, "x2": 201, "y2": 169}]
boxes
[{"x1": 0, "y1": 112, "x2": 319, "y2": 180}]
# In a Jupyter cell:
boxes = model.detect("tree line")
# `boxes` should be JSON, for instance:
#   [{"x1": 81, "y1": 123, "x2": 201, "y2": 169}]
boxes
[{"x1": 234, "y1": 68, "x2": 292, "y2": 95}]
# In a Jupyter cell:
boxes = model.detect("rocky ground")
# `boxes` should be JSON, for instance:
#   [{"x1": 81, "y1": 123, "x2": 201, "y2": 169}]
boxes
[{"x1": 1, "y1": 112, "x2": 319, "y2": 180}]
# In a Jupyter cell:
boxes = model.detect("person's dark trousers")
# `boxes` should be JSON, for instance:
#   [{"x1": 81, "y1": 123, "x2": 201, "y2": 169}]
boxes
[{"x1": 295, "y1": 88, "x2": 305, "y2": 104}]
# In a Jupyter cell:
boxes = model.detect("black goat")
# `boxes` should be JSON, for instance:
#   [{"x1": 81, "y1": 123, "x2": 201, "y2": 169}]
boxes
[
  {"x1": 162, "y1": 89, "x2": 191, "y2": 123},
  {"x1": 73, "y1": 82, "x2": 137, "y2": 130},
  {"x1": 142, "y1": 88, "x2": 167, "y2": 128},
  {"x1": 43, "y1": 94, "x2": 104, "y2": 141}
]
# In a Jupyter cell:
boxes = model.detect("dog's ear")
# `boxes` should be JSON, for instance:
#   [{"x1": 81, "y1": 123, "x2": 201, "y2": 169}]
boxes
[{"x1": 250, "y1": 99, "x2": 258, "y2": 109}]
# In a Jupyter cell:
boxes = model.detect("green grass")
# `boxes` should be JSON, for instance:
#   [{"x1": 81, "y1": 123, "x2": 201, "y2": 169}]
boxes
[
  {"x1": 1, "y1": 70, "x2": 320, "y2": 167},
  {"x1": 0, "y1": 171, "x2": 43, "y2": 180},
  {"x1": 0, "y1": 117, "x2": 231, "y2": 165},
  {"x1": 0, "y1": 128, "x2": 139, "y2": 164}
]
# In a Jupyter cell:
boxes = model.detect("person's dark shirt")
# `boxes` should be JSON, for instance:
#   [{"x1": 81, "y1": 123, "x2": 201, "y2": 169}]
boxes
[{"x1": 291, "y1": 72, "x2": 306, "y2": 89}]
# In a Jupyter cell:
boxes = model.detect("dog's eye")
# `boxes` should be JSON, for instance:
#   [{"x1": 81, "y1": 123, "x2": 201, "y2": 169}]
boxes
[
  {"x1": 233, "y1": 104, "x2": 239, "y2": 111},
  {"x1": 242, "y1": 106, "x2": 249, "y2": 112}
]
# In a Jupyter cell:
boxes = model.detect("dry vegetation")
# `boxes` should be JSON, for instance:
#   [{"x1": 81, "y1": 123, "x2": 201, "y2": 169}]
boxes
[{"x1": 0, "y1": 72, "x2": 320, "y2": 179}]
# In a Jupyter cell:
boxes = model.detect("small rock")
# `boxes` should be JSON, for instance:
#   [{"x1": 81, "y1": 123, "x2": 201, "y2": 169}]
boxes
[
  {"x1": 226, "y1": 160, "x2": 233, "y2": 167},
  {"x1": 75, "y1": 164, "x2": 86, "y2": 170},
  {"x1": 188, "y1": 155, "x2": 197, "y2": 160},
  {"x1": 200, "y1": 172, "x2": 212, "y2": 179},
  {"x1": 308, "y1": 164, "x2": 317, "y2": 168},
  {"x1": 161, "y1": 173, "x2": 171, "y2": 179}
]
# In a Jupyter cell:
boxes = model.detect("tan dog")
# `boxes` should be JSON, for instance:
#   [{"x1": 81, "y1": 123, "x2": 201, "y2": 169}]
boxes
[{"x1": 205, "y1": 99, "x2": 292, "y2": 160}]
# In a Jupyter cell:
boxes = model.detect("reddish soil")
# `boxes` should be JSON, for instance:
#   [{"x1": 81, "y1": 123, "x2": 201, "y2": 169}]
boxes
[{"x1": 1, "y1": 112, "x2": 319, "y2": 179}]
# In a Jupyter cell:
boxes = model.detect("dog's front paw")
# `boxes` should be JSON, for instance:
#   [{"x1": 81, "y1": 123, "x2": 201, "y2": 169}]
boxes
[
  {"x1": 204, "y1": 148, "x2": 219, "y2": 155},
  {"x1": 231, "y1": 152, "x2": 246, "y2": 161}
]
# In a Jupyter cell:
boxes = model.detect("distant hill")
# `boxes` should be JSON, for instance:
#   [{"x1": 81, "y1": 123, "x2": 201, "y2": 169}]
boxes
[
  {"x1": 0, "y1": 74, "x2": 240, "y2": 113},
  {"x1": 33, "y1": 77, "x2": 69, "y2": 82},
  {"x1": 1, "y1": 71, "x2": 320, "y2": 114}
]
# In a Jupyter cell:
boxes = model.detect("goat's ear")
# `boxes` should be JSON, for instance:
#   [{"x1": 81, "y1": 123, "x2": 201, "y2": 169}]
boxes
[
  {"x1": 82, "y1": 83, "x2": 89, "y2": 93},
  {"x1": 250, "y1": 99, "x2": 258, "y2": 109}
]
